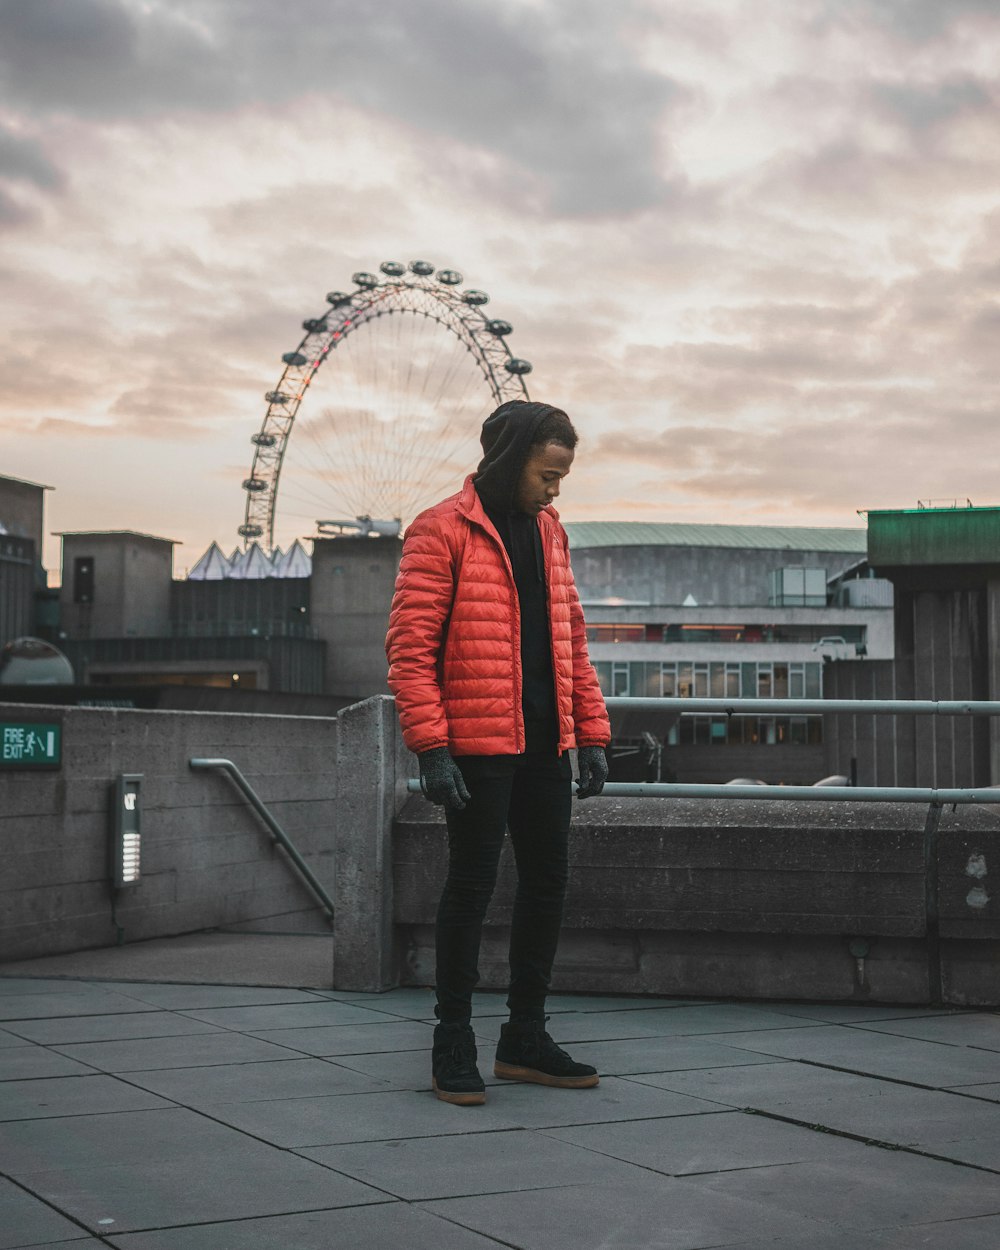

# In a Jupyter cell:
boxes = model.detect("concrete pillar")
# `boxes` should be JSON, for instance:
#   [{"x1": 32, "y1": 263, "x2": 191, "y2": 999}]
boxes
[{"x1": 332, "y1": 694, "x2": 415, "y2": 990}]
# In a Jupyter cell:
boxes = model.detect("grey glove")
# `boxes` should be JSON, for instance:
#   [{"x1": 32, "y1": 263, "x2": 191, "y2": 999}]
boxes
[
  {"x1": 418, "y1": 747, "x2": 472, "y2": 810},
  {"x1": 576, "y1": 746, "x2": 608, "y2": 799}
]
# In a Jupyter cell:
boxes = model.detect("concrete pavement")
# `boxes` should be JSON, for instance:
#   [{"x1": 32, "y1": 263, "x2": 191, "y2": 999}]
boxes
[{"x1": 2, "y1": 970, "x2": 1000, "y2": 1248}]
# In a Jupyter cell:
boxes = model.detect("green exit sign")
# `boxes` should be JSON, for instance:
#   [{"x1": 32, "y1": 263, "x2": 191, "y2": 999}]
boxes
[{"x1": 1, "y1": 722, "x2": 61, "y2": 769}]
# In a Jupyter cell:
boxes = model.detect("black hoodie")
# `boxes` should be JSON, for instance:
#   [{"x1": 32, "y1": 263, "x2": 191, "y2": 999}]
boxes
[{"x1": 473, "y1": 402, "x2": 558, "y2": 753}]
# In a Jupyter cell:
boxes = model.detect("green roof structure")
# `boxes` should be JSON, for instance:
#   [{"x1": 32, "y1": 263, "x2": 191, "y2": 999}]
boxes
[{"x1": 562, "y1": 521, "x2": 868, "y2": 553}]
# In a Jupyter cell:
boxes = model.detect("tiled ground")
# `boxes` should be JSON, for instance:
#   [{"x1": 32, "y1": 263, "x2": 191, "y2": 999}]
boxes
[{"x1": 1, "y1": 975, "x2": 999, "y2": 1249}]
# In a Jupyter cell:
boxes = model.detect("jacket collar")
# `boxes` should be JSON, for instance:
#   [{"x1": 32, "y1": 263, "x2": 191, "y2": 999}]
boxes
[{"x1": 456, "y1": 474, "x2": 560, "y2": 528}]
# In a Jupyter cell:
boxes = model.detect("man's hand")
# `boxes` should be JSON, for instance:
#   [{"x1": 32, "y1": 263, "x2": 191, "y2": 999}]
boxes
[
  {"x1": 576, "y1": 746, "x2": 608, "y2": 799},
  {"x1": 418, "y1": 747, "x2": 472, "y2": 810}
]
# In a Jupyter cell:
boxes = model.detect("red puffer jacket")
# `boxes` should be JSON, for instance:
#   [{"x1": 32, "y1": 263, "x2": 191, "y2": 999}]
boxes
[{"x1": 386, "y1": 476, "x2": 611, "y2": 756}]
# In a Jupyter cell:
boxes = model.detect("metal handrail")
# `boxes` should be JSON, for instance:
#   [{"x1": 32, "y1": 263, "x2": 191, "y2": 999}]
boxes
[
  {"x1": 405, "y1": 778, "x2": 1000, "y2": 804},
  {"x1": 603, "y1": 696, "x2": 1000, "y2": 716},
  {"x1": 189, "y1": 757, "x2": 334, "y2": 925}
]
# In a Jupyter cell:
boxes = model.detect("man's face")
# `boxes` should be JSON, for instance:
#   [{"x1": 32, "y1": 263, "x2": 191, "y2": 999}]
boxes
[{"x1": 514, "y1": 441, "x2": 575, "y2": 515}]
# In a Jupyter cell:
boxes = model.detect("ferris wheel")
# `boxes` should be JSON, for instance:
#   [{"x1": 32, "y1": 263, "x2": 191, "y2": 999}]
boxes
[{"x1": 239, "y1": 260, "x2": 533, "y2": 550}]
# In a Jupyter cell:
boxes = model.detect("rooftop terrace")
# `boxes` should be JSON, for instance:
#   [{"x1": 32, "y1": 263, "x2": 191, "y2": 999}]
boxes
[{"x1": 1, "y1": 936, "x2": 999, "y2": 1249}]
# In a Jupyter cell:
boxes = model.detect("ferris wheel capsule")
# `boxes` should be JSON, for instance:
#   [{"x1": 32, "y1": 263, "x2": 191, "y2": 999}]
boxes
[
  {"x1": 242, "y1": 477, "x2": 269, "y2": 492},
  {"x1": 486, "y1": 319, "x2": 512, "y2": 336},
  {"x1": 505, "y1": 358, "x2": 532, "y2": 375},
  {"x1": 463, "y1": 290, "x2": 489, "y2": 306},
  {"x1": 380, "y1": 261, "x2": 405, "y2": 276},
  {"x1": 265, "y1": 391, "x2": 290, "y2": 404},
  {"x1": 326, "y1": 291, "x2": 352, "y2": 305},
  {"x1": 302, "y1": 318, "x2": 327, "y2": 333},
  {"x1": 409, "y1": 260, "x2": 434, "y2": 275},
  {"x1": 282, "y1": 351, "x2": 308, "y2": 366},
  {"x1": 436, "y1": 269, "x2": 462, "y2": 285},
  {"x1": 251, "y1": 433, "x2": 277, "y2": 447},
  {"x1": 238, "y1": 524, "x2": 264, "y2": 538},
  {"x1": 353, "y1": 272, "x2": 378, "y2": 288}
]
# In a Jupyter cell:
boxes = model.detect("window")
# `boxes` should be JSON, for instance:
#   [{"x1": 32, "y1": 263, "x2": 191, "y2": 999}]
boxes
[
  {"x1": 612, "y1": 662, "x2": 630, "y2": 697},
  {"x1": 73, "y1": 556, "x2": 95, "y2": 604}
]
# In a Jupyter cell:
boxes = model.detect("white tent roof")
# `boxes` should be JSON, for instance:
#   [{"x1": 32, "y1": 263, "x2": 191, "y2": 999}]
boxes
[
  {"x1": 187, "y1": 541, "x2": 232, "y2": 581},
  {"x1": 228, "y1": 542, "x2": 274, "y2": 580}
]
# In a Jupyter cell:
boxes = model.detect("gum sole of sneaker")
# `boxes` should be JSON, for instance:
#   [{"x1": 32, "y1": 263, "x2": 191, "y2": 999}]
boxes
[
  {"x1": 493, "y1": 1062, "x2": 600, "y2": 1088},
  {"x1": 432, "y1": 1077, "x2": 486, "y2": 1105}
]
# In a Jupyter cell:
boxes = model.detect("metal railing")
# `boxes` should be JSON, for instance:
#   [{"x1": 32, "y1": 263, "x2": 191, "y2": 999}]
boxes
[
  {"x1": 406, "y1": 697, "x2": 1000, "y2": 806},
  {"x1": 189, "y1": 757, "x2": 335, "y2": 925}
]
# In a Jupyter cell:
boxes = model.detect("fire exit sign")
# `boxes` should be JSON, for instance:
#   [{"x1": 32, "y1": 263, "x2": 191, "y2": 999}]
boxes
[{"x1": 1, "y1": 722, "x2": 61, "y2": 769}]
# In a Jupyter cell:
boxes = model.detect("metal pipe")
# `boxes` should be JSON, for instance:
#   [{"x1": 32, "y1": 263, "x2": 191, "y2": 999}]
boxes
[
  {"x1": 604, "y1": 696, "x2": 1000, "y2": 716},
  {"x1": 189, "y1": 757, "x2": 334, "y2": 924},
  {"x1": 405, "y1": 778, "x2": 1000, "y2": 803}
]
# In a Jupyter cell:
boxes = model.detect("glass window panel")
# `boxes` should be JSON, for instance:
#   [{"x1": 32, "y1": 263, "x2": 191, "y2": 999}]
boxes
[
  {"x1": 710, "y1": 662, "x2": 725, "y2": 697},
  {"x1": 694, "y1": 663, "x2": 709, "y2": 697},
  {"x1": 661, "y1": 664, "x2": 676, "y2": 697},
  {"x1": 789, "y1": 663, "x2": 805, "y2": 698},
  {"x1": 612, "y1": 662, "x2": 630, "y2": 696},
  {"x1": 631, "y1": 662, "x2": 647, "y2": 694},
  {"x1": 757, "y1": 666, "x2": 773, "y2": 697},
  {"x1": 725, "y1": 665, "x2": 741, "y2": 697},
  {"x1": 805, "y1": 663, "x2": 822, "y2": 698},
  {"x1": 593, "y1": 661, "x2": 611, "y2": 694},
  {"x1": 678, "y1": 662, "x2": 693, "y2": 698},
  {"x1": 741, "y1": 663, "x2": 756, "y2": 698},
  {"x1": 773, "y1": 664, "x2": 789, "y2": 698},
  {"x1": 642, "y1": 662, "x2": 662, "y2": 697}
]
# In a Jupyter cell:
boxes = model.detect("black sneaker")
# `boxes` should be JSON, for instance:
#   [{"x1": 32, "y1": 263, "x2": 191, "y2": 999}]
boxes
[
  {"x1": 494, "y1": 1018, "x2": 599, "y2": 1088},
  {"x1": 432, "y1": 1022, "x2": 486, "y2": 1105}
]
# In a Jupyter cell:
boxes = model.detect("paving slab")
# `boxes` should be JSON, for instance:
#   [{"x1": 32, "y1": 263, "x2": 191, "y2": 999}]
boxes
[
  {"x1": 760, "y1": 1001, "x2": 966, "y2": 1024},
  {"x1": 545, "y1": 1108, "x2": 864, "y2": 1175},
  {"x1": 712, "y1": 1023, "x2": 1000, "y2": 1087},
  {"x1": 107, "y1": 1204, "x2": 506, "y2": 1249},
  {"x1": 178, "y1": 1000, "x2": 396, "y2": 1031},
  {"x1": 685, "y1": 1149, "x2": 1000, "y2": 1230},
  {"x1": 2, "y1": 1012, "x2": 225, "y2": 1046},
  {"x1": 122, "y1": 1057, "x2": 388, "y2": 1104},
  {"x1": 0, "y1": 1176, "x2": 91, "y2": 1249},
  {"x1": 299, "y1": 1127, "x2": 650, "y2": 1199},
  {"x1": 549, "y1": 1034, "x2": 790, "y2": 1077},
  {"x1": 81, "y1": 983, "x2": 332, "y2": 1010},
  {"x1": 420, "y1": 1176, "x2": 831, "y2": 1249},
  {"x1": 0, "y1": 1106, "x2": 273, "y2": 1174},
  {"x1": 0, "y1": 1074, "x2": 171, "y2": 1123},
  {"x1": 248, "y1": 1018, "x2": 436, "y2": 1056},
  {"x1": 629, "y1": 1062, "x2": 1000, "y2": 1165},
  {"x1": 0, "y1": 991, "x2": 160, "y2": 1022},
  {"x1": 330, "y1": 1045, "x2": 507, "y2": 1090},
  {"x1": 0, "y1": 979, "x2": 90, "y2": 997},
  {"x1": 860, "y1": 1011, "x2": 1000, "y2": 1051},
  {"x1": 0, "y1": 1049, "x2": 97, "y2": 1081},
  {"x1": 203, "y1": 1077, "x2": 718, "y2": 1147},
  {"x1": 48, "y1": 1031, "x2": 305, "y2": 1073},
  {"x1": 0, "y1": 1029, "x2": 30, "y2": 1049},
  {"x1": 13, "y1": 1147, "x2": 390, "y2": 1235},
  {"x1": 715, "y1": 1213, "x2": 1000, "y2": 1250},
  {"x1": 470, "y1": 1003, "x2": 818, "y2": 1044}
]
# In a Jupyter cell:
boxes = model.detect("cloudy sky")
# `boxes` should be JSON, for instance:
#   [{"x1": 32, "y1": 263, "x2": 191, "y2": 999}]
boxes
[{"x1": 1, "y1": 0, "x2": 998, "y2": 575}]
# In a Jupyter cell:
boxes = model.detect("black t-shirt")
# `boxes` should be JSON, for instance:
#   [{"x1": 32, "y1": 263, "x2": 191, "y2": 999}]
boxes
[{"x1": 482, "y1": 503, "x2": 557, "y2": 753}]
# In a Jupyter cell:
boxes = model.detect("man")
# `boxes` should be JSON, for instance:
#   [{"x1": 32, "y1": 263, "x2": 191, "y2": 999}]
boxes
[{"x1": 386, "y1": 399, "x2": 610, "y2": 1105}]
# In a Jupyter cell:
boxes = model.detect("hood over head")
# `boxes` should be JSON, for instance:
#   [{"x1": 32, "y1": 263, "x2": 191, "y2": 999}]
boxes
[{"x1": 473, "y1": 400, "x2": 564, "y2": 514}]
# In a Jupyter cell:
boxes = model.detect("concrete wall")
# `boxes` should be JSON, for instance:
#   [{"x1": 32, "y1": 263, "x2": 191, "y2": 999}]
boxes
[
  {"x1": 0, "y1": 475, "x2": 47, "y2": 556},
  {"x1": 311, "y1": 535, "x2": 400, "y2": 698},
  {"x1": 1, "y1": 701, "x2": 338, "y2": 962},
  {"x1": 60, "y1": 533, "x2": 174, "y2": 639},
  {"x1": 5, "y1": 693, "x2": 999, "y2": 1006}
]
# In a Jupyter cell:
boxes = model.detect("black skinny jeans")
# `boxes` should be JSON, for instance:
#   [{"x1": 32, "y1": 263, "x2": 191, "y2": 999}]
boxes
[{"x1": 434, "y1": 749, "x2": 573, "y2": 1024}]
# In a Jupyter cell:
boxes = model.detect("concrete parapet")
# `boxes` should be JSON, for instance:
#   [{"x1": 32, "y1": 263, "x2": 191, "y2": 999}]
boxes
[
  {"x1": 393, "y1": 793, "x2": 1000, "y2": 1007},
  {"x1": 332, "y1": 694, "x2": 415, "y2": 991},
  {"x1": 1, "y1": 701, "x2": 338, "y2": 963}
]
